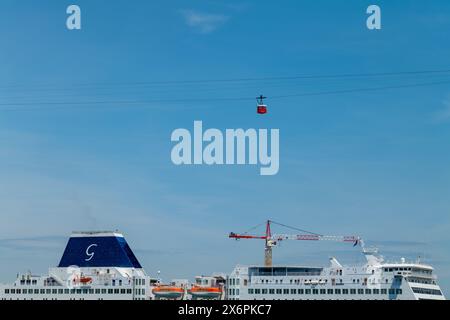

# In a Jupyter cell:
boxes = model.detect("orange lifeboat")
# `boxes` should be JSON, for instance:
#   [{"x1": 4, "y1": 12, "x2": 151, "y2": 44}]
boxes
[
  {"x1": 188, "y1": 286, "x2": 222, "y2": 299},
  {"x1": 78, "y1": 276, "x2": 92, "y2": 284},
  {"x1": 152, "y1": 285, "x2": 184, "y2": 300}
]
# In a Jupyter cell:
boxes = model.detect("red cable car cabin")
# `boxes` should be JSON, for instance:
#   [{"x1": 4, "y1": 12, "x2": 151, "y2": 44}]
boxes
[
  {"x1": 257, "y1": 105, "x2": 267, "y2": 114},
  {"x1": 256, "y1": 95, "x2": 267, "y2": 114}
]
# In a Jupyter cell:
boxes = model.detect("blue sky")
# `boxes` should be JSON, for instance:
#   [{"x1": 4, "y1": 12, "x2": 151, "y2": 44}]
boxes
[{"x1": 0, "y1": 0, "x2": 450, "y2": 294}]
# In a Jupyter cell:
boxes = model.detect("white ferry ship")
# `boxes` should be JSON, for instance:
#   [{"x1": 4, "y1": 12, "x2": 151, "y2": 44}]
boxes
[
  {"x1": 227, "y1": 248, "x2": 445, "y2": 300},
  {"x1": 0, "y1": 231, "x2": 157, "y2": 300},
  {"x1": 226, "y1": 221, "x2": 446, "y2": 300}
]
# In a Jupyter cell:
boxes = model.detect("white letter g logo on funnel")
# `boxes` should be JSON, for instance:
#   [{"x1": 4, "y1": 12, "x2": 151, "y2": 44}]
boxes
[{"x1": 85, "y1": 244, "x2": 98, "y2": 261}]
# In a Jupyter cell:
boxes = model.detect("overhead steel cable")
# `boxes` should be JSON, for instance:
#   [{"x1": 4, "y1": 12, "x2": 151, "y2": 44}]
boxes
[
  {"x1": 269, "y1": 79, "x2": 450, "y2": 99},
  {"x1": 0, "y1": 78, "x2": 449, "y2": 109},
  {"x1": 270, "y1": 220, "x2": 322, "y2": 236},
  {"x1": 1, "y1": 68, "x2": 450, "y2": 90},
  {"x1": 241, "y1": 221, "x2": 268, "y2": 235}
]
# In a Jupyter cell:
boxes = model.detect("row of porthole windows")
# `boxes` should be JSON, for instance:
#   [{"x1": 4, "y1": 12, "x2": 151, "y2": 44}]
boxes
[
  {"x1": 1, "y1": 298, "x2": 148, "y2": 301},
  {"x1": 247, "y1": 288, "x2": 402, "y2": 295},
  {"x1": 16, "y1": 278, "x2": 146, "y2": 287},
  {"x1": 255, "y1": 279, "x2": 332, "y2": 284},
  {"x1": 252, "y1": 279, "x2": 393, "y2": 285},
  {"x1": 411, "y1": 287, "x2": 442, "y2": 296},
  {"x1": 3, "y1": 288, "x2": 145, "y2": 295}
]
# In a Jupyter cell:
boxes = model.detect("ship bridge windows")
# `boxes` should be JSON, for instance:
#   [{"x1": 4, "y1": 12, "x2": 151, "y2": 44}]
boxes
[{"x1": 412, "y1": 268, "x2": 432, "y2": 275}]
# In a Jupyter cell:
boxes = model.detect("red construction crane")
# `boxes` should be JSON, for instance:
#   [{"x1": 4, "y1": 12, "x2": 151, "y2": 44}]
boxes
[{"x1": 229, "y1": 220, "x2": 361, "y2": 266}]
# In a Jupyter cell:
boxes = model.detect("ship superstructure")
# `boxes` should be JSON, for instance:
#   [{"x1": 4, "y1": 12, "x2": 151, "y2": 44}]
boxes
[
  {"x1": 0, "y1": 231, "x2": 156, "y2": 300},
  {"x1": 227, "y1": 247, "x2": 445, "y2": 300},
  {"x1": 227, "y1": 220, "x2": 445, "y2": 300}
]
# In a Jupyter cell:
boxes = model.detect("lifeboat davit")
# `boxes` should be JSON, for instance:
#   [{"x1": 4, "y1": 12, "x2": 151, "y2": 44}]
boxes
[
  {"x1": 188, "y1": 286, "x2": 222, "y2": 299},
  {"x1": 152, "y1": 285, "x2": 184, "y2": 300}
]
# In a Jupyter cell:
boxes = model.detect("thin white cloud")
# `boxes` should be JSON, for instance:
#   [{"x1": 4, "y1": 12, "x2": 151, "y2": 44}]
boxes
[{"x1": 181, "y1": 10, "x2": 229, "y2": 34}]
